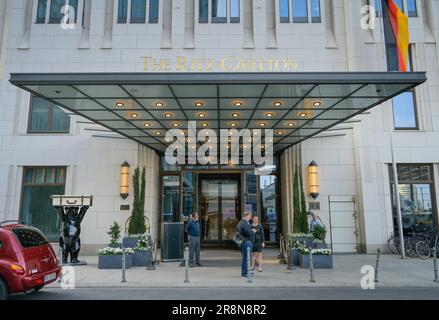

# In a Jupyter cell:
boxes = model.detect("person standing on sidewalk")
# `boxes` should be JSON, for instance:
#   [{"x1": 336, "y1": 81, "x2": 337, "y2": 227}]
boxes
[
  {"x1": 186, "y1": 212, "x2": 202, "y2": 267},
  {"x1": 251, "y1": 216, "x2": 265, "y2": 272},
  {"x1": 237, "y1": 212, "x2": 254, "y2": 278}
]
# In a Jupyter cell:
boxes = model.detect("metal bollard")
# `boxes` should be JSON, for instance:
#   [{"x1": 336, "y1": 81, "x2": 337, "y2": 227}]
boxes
[
  {"x1": 432, "y1": 248, "x2": 439, "y2": 283},
  {"x1": 374, "y1": 248, "x2": 381, "y2": 283},
  {"x1": 121, "y1": 247, "x2": 127, "y2": 283},
  {"x1": 309, "y1": 247, "x2": 316, "y2": 283},
  {"x1": 184, "y1": 246, "x2": 190, "y2": 283},
  {"x1": 246, "y1": 245, "x2": 253, "y2": 283}
]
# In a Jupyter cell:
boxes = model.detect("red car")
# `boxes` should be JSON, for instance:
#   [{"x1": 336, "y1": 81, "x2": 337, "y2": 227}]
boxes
[{"x1": 0, "y1": 221, "x2": 61, "y2": 299}]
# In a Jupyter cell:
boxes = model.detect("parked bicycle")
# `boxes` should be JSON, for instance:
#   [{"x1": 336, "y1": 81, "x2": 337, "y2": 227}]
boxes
[{"x1": 387, "y1": 225, "x2": 438, "y2": 259}]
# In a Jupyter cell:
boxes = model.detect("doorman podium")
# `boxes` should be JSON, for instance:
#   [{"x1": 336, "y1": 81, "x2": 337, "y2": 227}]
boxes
[{"x1": 161, "y1": 222, "x2": 184, "y2": 262}]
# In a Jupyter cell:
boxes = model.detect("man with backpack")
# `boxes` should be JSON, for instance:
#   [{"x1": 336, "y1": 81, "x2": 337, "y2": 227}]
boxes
[{"x1": 236, "y1": 211, "x2": 255, "y2": 278}]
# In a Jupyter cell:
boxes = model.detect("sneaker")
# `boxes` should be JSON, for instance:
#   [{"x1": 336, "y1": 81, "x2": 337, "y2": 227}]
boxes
[{"x1": 196, "y1": 263, "x2": 203, "y2": 267}]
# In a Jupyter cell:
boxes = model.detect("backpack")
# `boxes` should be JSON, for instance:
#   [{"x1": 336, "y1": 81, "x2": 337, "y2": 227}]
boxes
[{"x1": 233, "y1": 221, "x2": 244, "y2": 247}]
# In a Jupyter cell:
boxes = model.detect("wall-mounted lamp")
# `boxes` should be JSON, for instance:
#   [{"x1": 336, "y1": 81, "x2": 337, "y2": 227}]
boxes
[
  {"x1": 120, "y1": 161, "x2": 130, "y2": 200},
  {"x1": 308, "y1": 161, "x2": 319, "y2": 200}
]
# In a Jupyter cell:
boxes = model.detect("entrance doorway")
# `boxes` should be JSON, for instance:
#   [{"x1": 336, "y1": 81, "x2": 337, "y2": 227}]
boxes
[{"x1": 199, "y1": 175, "x2": 241, "y2": 245}]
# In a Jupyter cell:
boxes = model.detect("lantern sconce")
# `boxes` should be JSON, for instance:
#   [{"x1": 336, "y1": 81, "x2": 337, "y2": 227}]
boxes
[
  {"x1": 120, "y1": 161, "x2": 130, "y2": 200},
  {"x1": 308, "y1": 161, "x2": 319, "y2": 200}
]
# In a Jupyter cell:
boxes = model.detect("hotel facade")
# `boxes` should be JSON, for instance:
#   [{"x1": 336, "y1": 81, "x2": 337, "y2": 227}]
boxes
[{"x1": 0, "y1": 0, "x2": 437, "y2": 254}]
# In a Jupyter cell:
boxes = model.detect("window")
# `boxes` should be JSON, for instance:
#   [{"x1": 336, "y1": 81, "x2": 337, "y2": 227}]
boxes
[
  {"x1": 28, "y1": 96, "x2": 70, "y2": 134},
  {"x1": 20, "y1": 167, "x2": 66, "y2": 241},
  {"x1": 310, "y1": 0, "x2": 321, "y2": 23},
  {"x1": 279, "y1": 0, "x2": 290, "y2": 22},
  {"x1": 162, "y1": 176, "x2": 180, "y2": 222},
  {"x1": 393, "y1": 0, "x2": 404, "y2": 11},
  {"x1": 131, "y1": 0, "x2": 146, "y2": 23},
  {"x1": 149, "y1": 0, "x2": 159, "y2": 23},
  {"x1": 392, "y1": 46, "x2": 418, "y2": 130},
  {"x1": 407, "y1": 0, "x2": 417, "y2": 17},
  {"x1": 292, "y1": 0, "x2": 308, "y2": 23},
  {"x1": 199, "y1": 0, "x2": 208, "y2": 23},
  {"x1": 13, "y1": 228, "x2": 49, "y2": 248},
  {"x1": 182, "y1": 172, "x2": 195, "y2": 220},
  {"x1": 389, "y1": 164, "x2": 437, "y2": 234},
  {"x1": 118, "y1": 0, "x2": 128, "y2": 23},
  {"x1": 212, "y1": 0, "x2": 227, "y2": 23},
  {"x1": 260, "y1": 175, "x2": 279, "y2": 242},
  {"x1": 36, "y1": 0, "x2": 47, "y2": 23},
  {"x1": 230, "y1": 0, "x2": 240, "y2": 23},
  {"x1": 49, "y1": 0, "x2": 78, "y2": 24}
]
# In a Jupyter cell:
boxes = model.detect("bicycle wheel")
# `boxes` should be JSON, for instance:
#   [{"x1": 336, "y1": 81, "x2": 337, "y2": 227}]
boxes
[
  {"x1": 387, "y1": 237, "x2": 399, "y2": 255},
  {"x1": 405, "y1": 238, "x2": 418, "y2": 258},
  {"x1": 415, "y1": 241, "x2": 431, "y2": 260}
]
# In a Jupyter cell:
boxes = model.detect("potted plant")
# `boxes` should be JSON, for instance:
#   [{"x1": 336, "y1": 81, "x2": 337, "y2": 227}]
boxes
[
  {"x1": 299, "y1": 248, "x2": 333, "y2": 269},
  {"x1": 124, "y1": 167, "x2": 147, "y2": 248},
  {"x1": 107, "y1": 221, "x2": 121, "y2": 248},
  {"x1": 311, "y1": 224, "x2": 327, "y2": 245},
  {"x1": 98, "y1": 247, "x2": 134, "y2": 269},
  {"x1": 312, "y1": 239, "x2": 328, "y2": 249},
  {"x1": 287, "y1": 238, "x2": 306, "y2": 267},
  {"x1": 132, "y1": 234, "x2": 153, "y2": 267}
]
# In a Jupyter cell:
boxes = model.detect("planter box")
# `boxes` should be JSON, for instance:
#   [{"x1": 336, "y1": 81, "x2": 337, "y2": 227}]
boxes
[
  {"x1": 108, "y1": 243, "x2": 122, "y2": 248},
  {"x1": 299, "y1": 254, "x2": 333, "y2": 269},
  {"x1": 292, "y1": 236, "x2": 314, "y2": 248},
  {"x1": 132, "y1": 250, "x2": 153, "y2": 267},
  {"x1": 313, "y1": 242, "x2": 328, "y2": 249},
  {"x1": 123, "y1": 236, "x2": 140, "y2": 248},
  {"x1": 98, "y1": 254, "x2": 133, "y2": 269},
  {"x1": 289, "y1": 249, "x2": 301, "y2": 266}
]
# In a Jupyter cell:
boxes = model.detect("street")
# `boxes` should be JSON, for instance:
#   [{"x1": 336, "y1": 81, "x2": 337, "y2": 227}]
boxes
[{"x1": 9, "y1": 287, "x2": 439, "y2": 300}]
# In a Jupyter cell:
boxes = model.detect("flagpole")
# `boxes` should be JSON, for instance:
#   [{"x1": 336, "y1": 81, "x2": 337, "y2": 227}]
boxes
[{"x1": 380, "y1": 0, "x2": 406, "y2": 259}]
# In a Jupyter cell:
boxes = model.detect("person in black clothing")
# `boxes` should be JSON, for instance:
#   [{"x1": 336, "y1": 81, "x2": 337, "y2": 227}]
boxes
[
  {"x1": 250, "y1": 216, "x2": 265, "y2": 272},
  {"x1": 237, "y1": 211, "x2": 254, "y2": 278},
  {"x1": 185, "y1": 212, "x2": 202, "y2": 267}
]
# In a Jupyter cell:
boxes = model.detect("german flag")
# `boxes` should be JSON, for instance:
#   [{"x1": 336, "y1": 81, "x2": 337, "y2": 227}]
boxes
[{"x1": 381, "y1": 0, "x2": 409, "y2": 72}]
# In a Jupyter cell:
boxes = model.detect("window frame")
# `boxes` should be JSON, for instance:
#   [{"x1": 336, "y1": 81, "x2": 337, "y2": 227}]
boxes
[
  {"x1": 130, "y1": 0, "x2": 147, "y2": 24},
  {"x1": 148, "y1": 0, "x2": 159, "y2": 23},
  {"x1": 117, "y1": 0, "x2": 128, "y2": 23},
  {"x1": 36, "y1": 0, "x2": 48, "y2": 24},
  {"x1": 199, "y1": 0, "x2": 209, "y2": 23},
  {"x1": 310, "y1": 0, "x2": 321, "y2": 23},
  {"x1": 279, "y1": 0, "x2": 290, "y2": 23},
  {"x1": 407, "y1": 0, "x2": 418, "y2": 17},
  {"x1": 27, "y1": 95, "x2": 71, "y2": 134},
  {"x1": 292, "y1": 0, "x2": 308, "y2": 23},
  {"x1": 229, "y1": 0, "x2": 240, "y2": 23},
  {"x1": 211, "y1": 0, "x2": 228, "y2": 23},
  {"x1": 48, "y1": 0, "x2": 79, "y2": 24}
]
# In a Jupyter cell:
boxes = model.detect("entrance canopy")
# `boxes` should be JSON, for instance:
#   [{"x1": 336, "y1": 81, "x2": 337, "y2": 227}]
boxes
[{"x1": 10, "y1": 72, "x2": 426, "y2": 154}]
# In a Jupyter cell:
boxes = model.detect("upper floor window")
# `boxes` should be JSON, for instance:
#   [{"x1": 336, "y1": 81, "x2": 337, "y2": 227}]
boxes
[
  {"x1": 375, "y1": 0, "x2": 417, "y2": 18},
  {"x1": 392, "y1": 45, "x2": 418, "y2": 130},
  {"x1": 117, "y1": 0, "x2": 159, "y2": 24},
  {"x1": 28, "y1": 96, "x2": 70, "y2": 134},
  {"x1": 199, "y1": 0, "x2": 240, "y2": 24},
  {"x1": 279, "y1": 0, "x2": 321, "y2": 23},
  {"x1": 36, "y1": 0, "x2": 79, "y2": 24}
]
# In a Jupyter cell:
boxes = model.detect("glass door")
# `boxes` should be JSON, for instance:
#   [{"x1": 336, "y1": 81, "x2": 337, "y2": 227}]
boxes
[{"x1": 199, "y1": 176, "x2": 240, "y2": 243}]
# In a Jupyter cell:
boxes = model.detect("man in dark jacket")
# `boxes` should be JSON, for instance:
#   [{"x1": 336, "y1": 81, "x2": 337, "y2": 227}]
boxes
[
  {"x1": 186, "y1": 212, "x2": 202, "y2": 267},
  {"x1": 237, "y1": 211, "x2": 254, "y2": 278}
]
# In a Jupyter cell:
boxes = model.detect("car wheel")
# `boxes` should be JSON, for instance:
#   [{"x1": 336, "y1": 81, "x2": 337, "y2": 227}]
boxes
[
  {"x1": 33, "y1": 285, "x2": 44, "y2": 293},
  {"x1": 0, "y1": 277, "x2": 8, "y2": 300}
]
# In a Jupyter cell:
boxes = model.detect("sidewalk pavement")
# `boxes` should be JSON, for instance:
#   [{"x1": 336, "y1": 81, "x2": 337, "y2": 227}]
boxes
[{"x1": 49, "y1": 249, "x2": 439, "y2": 289}]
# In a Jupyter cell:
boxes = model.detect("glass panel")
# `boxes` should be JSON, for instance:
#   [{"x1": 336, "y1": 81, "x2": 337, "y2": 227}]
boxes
[
  {"x1": 149, "y1": 0, "x2": 159, "y2": 23},
  {"x1": 212, "y1": 0, "x2": 227, "y2": 23},
  {"x1": 398, "y1": 165, "x2": 410, "y2": 182},
  {"x1": 118, "y1": 0, "x2": 128, "y2": 23},
  {"x1": 310, "y1": 0, "x2": 321, "y2": 23},
  {"x1": 68, "y1": 0, "x2": 78, "y2": 22},
  {"x1": 393, "y1": 0, "x2": 404, "y2": 11},
  {"x1": 29, "y1": 97, "x2": 50, "y2": 133},
  {"x1": 162, "y1": 176, "x2": 180, "y2": 222},
  {"x1": 292, "y1": 0, "x2": 308, "y2": 23},
  {"x1": 49, "y1": 0, "x2": 65, "y2": 24},
  {"x1": 279, "y1": 0, "x2": 289, "y2": 22},
  {"x1": 20, "y1": 185, "x2": 64, "y2": 241},
  {"x1": 410, "y1": 165, "x2": 420, "y2": 181},
  {"x1": 230, "y1": 0, "x2": 240, "y2": 23},
  {"x1": 182, "y1": 172, "x2": 195, "y2": 220},
  {"x1": 200, "y1": 180, "x2": 220, "y2": 240},
  {"x1": 392, "y1": 91, "x2": 417, "y2": 129},
  {"x1": 55, "y1": 168, "x2": 66, "y2": 183},
  {"x1": 407, "y1": 0, "x2": 417, "y2": 17},
  {"x1": 420, "y1": 166, "x2": 431, "y2": 181},
  {"x1": 24, "y1": 168, "x2": 34, "y2": 183},
  {"x1": 51, "y1": 106, "x2": 70, "y2": 132},
  {"x1": 375, "y1": 0, "x2": 382, "y2": 16},
  {"x1": 221, "y1": 180, "x2": 239, "y2": 240},
  {"x1": 130, "y1": 0, "x2": 146, "y2": 23},
  {"x1": 36, "y1": 0, "x2": 47, "y2": 23},
  {"x1": 46, "y1": 168, "x2": 56, "y2": 184},
  {"x1": 199, "y1": 0, "x2": 209, "y2": 23},
  {"x1": 245, "y1": 173, "x2": 257, "y2": 216},
  {"x1": 12, "y1": 228, "x2": 49, "y2": 248},
  {"x1": 260, "y1": 175, "x2": 278, "y2": 242}
]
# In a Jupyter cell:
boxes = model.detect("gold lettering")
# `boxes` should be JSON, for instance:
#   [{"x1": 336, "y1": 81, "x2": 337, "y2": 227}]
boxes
[
  {"x1": 161, "y1": 59, "x2": 171, "y2": 71},
  {"x1": 220, "y1": 57, "x2": 234, "y2": 72},
  {"x1": 285, "y1": 59, "x2": 298, "y2": 71},
  {"x1": 191, "y1": 59, "x2": 204, "y2": 72},
  {"x1": 176, "y1": 56, "x2": 188, "y2": 71},
  {"x1": 142, "y1": 56, "x2": 152, "y2": 71},
  {"x1": 205, "y1": 59, "x2": 216, "y2": 72}
]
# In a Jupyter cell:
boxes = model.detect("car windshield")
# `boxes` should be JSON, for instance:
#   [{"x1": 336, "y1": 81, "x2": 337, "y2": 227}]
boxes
[{"x1": 12, "y1": 228, "x2": 49, "y2": 248}]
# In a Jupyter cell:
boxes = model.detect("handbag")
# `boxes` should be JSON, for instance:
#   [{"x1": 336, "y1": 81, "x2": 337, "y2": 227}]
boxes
[{"x1": 233, "y1": 232, "x2": 244, "y2": 247}]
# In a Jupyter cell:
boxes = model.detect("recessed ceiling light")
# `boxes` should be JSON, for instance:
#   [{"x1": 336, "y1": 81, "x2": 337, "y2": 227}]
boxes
[
  {"x1": 230, "y1": 122, "x2": 237, "y2": 127},
  {"x1": 195, "y1": 101, "x2": 204, "y2": 107},
  {"x1": 234, "y1": 101, "x2": 243, "y2": 107},
  {"x1": 186, "y1": 138, "x2": 191, "y2": 142},
  {"x1": 288, "y1": 122, "x2": 295, "y2": 127},
  {"x1": 130, "y1": 113, "x2": 139, "y2": 118},
  {"x1": 299, "y1": 112, "x2": 308, "y2": 118},
  {"x1": 243, "y1": 145, "x2": 248, "y2": 149},
  {"x1": 259, "y1": 123, "x2": 266, "y2": 127},
  {"x1": 164, "y1": 113, "x2": 173, "y2": 118},
  {"x1": 155, "y1": 131, "x2": 161, "y2": 136},
  {"x1": 198, "y1": 113, "x2": 206, "y2": 118},
  {"x1": 273, "y1": 102, "x2": 282, "y2": 107},
  {"x1": 266, "y1": 112, "x2": 274, "y2": 118},
  {"x1": 144, "y1": 122, "x2": 150, "y2": 127},
  {"x1": 172, "y1": 123, "x2": 180, "y2": 127},
  {"x1": 277, "y1": 131, "x2": 284, "y2": 135},
  {"x1": 313, "y1": 101, "x2": 322, "y2": 107},
  {"x1": 116, "y1": 102, "x2": 124, "y2": 107},
  {"x1": 201, "y1": 123, "x2": 208, "y2": 127},
  {"x1": 232, "y1": 113, "x2": 239, "y2": 118},
  {"x1": 155, "y1": 102, "x2": 164, "y2": 107}
]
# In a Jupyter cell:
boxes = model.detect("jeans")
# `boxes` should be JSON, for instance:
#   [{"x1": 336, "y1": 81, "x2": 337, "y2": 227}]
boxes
[
  {"x1": 241, "y1": 241, "x2": 253, "y2": 277},
  {"x1": 189, "y1": 236, "x2": 200, "y2": 264}
]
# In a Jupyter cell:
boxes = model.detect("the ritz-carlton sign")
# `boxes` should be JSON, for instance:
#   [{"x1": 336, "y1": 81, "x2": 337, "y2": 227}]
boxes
[{"x1": 141, "y1": 56, "x2": 299, "y2": 72}]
